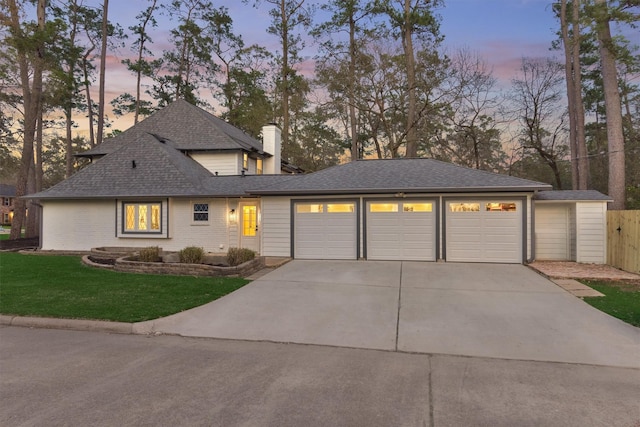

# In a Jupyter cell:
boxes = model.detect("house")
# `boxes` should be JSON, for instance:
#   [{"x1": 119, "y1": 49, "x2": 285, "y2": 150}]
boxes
[
  {"x1": 0, "y1": 184, "x2": 16, "y2": 225},
  {"x1": 28, "y1": 100, "x2": 611, "y2": 264}
]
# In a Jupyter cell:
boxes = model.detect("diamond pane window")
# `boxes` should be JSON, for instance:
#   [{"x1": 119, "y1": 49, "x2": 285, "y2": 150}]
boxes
[
  {"x1": 125, "y1": 205, "x2": 135, "y2": 230},
  {"x1": 123, "y1": 202, "x2": 162, "y2": 233},
  {"x1": 193, "y1": 203, "x2": 209, "y2": 222}
]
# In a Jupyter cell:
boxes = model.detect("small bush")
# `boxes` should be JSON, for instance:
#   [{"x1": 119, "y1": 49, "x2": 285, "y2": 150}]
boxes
[
  {"x1": 226, "y1": 247, "x2": 256, "y2": 266},
  {"x1": 179, "y1": 246, "x2": 204, "y2": 264},
  {"x1": 139, "y1": 246, "x2": 161, "y2": 262}
]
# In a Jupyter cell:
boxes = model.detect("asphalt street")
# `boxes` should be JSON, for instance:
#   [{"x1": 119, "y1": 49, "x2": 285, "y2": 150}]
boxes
[{"x1": 1, "y1": 326, "x2": 639, "y2": 427}]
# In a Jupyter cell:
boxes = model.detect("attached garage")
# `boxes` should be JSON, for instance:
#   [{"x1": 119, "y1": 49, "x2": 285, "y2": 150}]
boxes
[
  {"x1": 292, "y1": 200, "x2": 358, "y2": 260},
  {"x1": 445, "y1": 199, "x2": 523, "y2": 263},
  {"x1": 365, "y1": 200, "x2": 436, "y2": 261}
]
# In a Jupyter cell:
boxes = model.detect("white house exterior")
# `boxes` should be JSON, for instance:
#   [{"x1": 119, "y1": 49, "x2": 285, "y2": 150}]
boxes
[{"x1": 29, "y1": 100, "x2": 611, "y2": 265}]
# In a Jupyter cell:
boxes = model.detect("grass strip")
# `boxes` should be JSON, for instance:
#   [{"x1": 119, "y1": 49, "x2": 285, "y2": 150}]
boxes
[
  {"x1": 0, "y1": 252, "x2": 249, "y2": 323},
  {"x1": 581, "y1": 280, "x2": 640, "y2": 327}
]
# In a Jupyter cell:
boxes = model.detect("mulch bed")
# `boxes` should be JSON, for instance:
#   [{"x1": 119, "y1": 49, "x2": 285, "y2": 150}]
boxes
[{"x1": 0, "y1": 237, "x2": 40, "y2": 251}]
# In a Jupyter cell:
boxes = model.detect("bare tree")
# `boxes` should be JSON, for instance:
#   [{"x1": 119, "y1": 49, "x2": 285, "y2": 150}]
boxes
[{"x1": 510, "y1": 58, "x2": 569, "y2": 189}]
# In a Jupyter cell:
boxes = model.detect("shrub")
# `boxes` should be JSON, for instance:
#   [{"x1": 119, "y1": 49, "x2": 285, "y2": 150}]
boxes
[
  {"x1": 179, "y1": 246, "x2": 204, "y2": 264},
  {"x1": 139, "y1": 246, "x2": 161, "y2": 262},
  {"x1": 226, "y1": 247, "x2": 256, "y2": 266}
]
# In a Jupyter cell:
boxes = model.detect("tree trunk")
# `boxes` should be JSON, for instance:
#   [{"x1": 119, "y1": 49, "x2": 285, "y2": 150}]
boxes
[
  {"x1": 348, "y1": 9, "x2": 358, "y2": 161},
  {"x1": 403, "y1": 0, "x2": 418, "y2": 158},
  {"x1": 96, "y1": 0, "x2": 109, "y2": 146},
  {"x1": 561, "y1": 0, "x2": 589, "y2": 190},
  {"x1": 8, "y1": 0, "x2": 46, "y2": 240},
  {"x1": 594, "y1": 0, "x2": 625, "y2": 209},
  {"x1": 83, "y1": 46, "x2": 96, "y2": 147},
  {"x1": 280, "y1": 0, "x2": 290, "y2": 162}
]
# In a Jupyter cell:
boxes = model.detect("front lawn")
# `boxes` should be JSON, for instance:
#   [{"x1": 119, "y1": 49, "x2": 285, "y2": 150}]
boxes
[
  {"x1": 0, "y1": 252, "x2": 249, "y2": 322},
  {"x1": 581, "y1": 280, "x2": 640, "y2": 327}
]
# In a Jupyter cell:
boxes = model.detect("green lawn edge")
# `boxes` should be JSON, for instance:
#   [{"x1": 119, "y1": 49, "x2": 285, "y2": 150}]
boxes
[
  {"x1": 0, "y1": 252, "x2": 250, "y2": 323},
  {"x1": 580, "y1": 280, "x2": 640, "y2": 327}
]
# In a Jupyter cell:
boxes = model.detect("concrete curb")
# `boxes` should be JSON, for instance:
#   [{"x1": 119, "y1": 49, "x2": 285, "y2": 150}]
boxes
[{"x1": 0, "y1": 314, "x2": 155, "y2": 335}]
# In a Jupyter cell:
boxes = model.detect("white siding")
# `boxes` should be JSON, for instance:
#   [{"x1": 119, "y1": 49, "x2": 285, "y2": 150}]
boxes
[
  {"x1": 261, "y1": 197, "x2": 291, "y2": 257},
  {"x1": 576, "y1": 202, "x2": 607, "y2": 263},
  {"x1": 535, "y1": 204, "x2": 571, "y2": 260},
  {"x1": 190, "y1": 152, "x2": 240, "y2": 176},
  {"x1": 41, "y1": 199, "x2": 229, "y2": 252}
]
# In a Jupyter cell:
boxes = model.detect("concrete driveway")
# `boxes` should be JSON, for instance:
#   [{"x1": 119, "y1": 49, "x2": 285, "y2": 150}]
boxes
[{"x1": 148, "y1": 260, "x2": 640, "y2": 368}]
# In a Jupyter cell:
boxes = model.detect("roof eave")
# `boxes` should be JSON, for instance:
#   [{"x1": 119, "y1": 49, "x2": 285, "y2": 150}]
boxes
[{"x1": 250, "y1": 185, "x2": 551, "y2": 196}]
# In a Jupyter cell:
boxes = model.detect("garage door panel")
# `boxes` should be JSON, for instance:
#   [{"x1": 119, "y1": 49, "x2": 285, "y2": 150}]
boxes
[
  {"x1": 294, "y1": 202, "x2": 357, "y2": 260},
  {"x1": 446, "y1": 200, "x2": 522, "y2": 263},
  {"x1": 366, "y1": 201, "x2": 436, "y2": 261}
]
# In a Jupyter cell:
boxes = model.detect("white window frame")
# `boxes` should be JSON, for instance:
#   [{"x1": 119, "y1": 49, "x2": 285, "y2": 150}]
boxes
[{"x1": 192, "y1": 202, "x2": 210, "y2": 225}]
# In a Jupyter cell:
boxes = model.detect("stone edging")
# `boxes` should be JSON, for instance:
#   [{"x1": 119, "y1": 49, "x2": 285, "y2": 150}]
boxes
[{"x1": 82, "y1": 255, "x2": 265, "y2": 278}]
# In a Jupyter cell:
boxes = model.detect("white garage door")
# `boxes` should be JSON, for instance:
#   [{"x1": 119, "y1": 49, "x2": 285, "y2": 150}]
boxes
[
  {"x1": 294, "y1": 201, "x2": 357, "y2": 260},
  {"x1": 446, "y1": 200, "x2": 522, "y2": 263},
  {"x1": 366, "y1": 200, "x2": 436, "y2": 261},
  {"x1": 535, "y1": 204, "x2": 572, "y2": 260}
]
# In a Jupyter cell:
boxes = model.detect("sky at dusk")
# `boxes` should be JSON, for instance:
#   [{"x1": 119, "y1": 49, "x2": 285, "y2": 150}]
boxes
[{"x1": 67, "y1": 0, "x2": 564, "y2": 131}]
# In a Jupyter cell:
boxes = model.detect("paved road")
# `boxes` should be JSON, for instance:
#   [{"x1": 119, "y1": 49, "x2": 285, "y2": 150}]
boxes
[
  {"x1": 148, "y1": 261, "x2": 640, "y2": 368},
  {"x1": 1, "y1": 326, "x2": 639, "y2": 427}
]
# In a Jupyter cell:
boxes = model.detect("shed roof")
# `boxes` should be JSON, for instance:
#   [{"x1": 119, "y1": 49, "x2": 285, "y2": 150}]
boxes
[
  {"x1": 534, "y1": 190, "x2": 612, "y2": 201},
  {"x1": 249, "y1": 159, "x2": 551, "y2": 195}
]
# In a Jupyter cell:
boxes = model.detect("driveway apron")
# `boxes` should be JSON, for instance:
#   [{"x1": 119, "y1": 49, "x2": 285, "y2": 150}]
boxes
[{"x1": 149, "y1": 260, "x2": 640, "y2": 368}]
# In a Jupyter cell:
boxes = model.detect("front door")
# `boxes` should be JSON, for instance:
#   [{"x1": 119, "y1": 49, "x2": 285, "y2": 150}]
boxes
[{"x1": 239, "y1": 202, "x2": 260, "y2": 253}]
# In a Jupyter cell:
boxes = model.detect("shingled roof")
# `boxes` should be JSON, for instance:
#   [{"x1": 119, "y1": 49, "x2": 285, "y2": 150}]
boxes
[
  {"x1": 78, "y1": 99, "x2": 265, "y2": 157},
  {"x1": 534, "y1": 190, "x2": 612, "y2": 201},
  {"x1": 29, "y1": 133, "x2": 298, "y2": 199},
  {"x1": 249, "y1": 158, "x2": 552, "y2": 195}
]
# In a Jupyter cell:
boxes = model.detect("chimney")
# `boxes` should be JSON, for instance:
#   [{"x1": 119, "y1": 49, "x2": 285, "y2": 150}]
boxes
[{"x1": 262, "y1": 124, "x2": 281, "y2": 175}]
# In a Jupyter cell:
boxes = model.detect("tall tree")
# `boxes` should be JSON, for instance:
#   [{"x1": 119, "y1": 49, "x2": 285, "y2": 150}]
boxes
[
  {"x1": 129, "y1": 0, "x2": 159, "y2": 124},
  {"x1": 247, "y1": 0, "x2": 313, "y2": 162},
  {"x1": 96, "y1": 0, "x2": 108, "y2": 146},
  {"x1": 372, "y1": 0, "x2": 443, "y2": 157},
  {"x1": 4, "y1": 0, "x2": 47, "y2": 239},
  {"x1": 314, "y1": 0, "x2": 371, "y2": 161},
  {"x1": 558, "y1": 0, "x2": 589, "y2": 189},
  {"x1": 591, "y1": 0, "x2": 627, "y2": 209}
]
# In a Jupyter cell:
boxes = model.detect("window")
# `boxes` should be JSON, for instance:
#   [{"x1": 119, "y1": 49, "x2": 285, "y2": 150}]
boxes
[
  {"x1": 403, "y1": 203, "x2": 432, "y2": 212},
  {"x1": 370, "y1": 203, "x2": 398, "y2": 212},
  {"x1": 193, "y1": 203, "x2": 209, "y2": 222},
  {"x1": 296, "y1": 204, "x2": 323, "y2": 213},
  {"x1": 327, "y1": 203, "x2": 354, "y2": 213},
  {"x1": 243, "y1": 152, "x2": 249, "y2": 170},
  {"x1": 242, "y1": 205, "x2": 257, "y2": 236},
  {"x1": 256, "y1": 158, "x2": 263, "y2": 175},
  {"x1": 449, "y1": 203, "x2": 480, "y2": 212},
  {"x1": 123, "y1": 203, "x2": 161, "y2": 233},
  {"x1": 3, "y1": 197, "x2": 10, "y2": 206},
  {"x1": 486, "y1": 202, "x2": 517, "y2": 212}
]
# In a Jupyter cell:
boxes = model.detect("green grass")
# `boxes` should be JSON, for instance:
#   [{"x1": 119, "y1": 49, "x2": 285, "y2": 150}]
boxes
[
  {"x1": 0, "y1": 252, "x2": 249, "y2": 323},
  {"x1": 581, "y1": 280, "x2": 640, "y2": 327},
  {"x1": 0, "y1": 234, "x2": 9, "y2": 240}
]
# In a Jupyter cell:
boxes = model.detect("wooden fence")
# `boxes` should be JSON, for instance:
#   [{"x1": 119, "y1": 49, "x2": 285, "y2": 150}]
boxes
[{"x1": 607, "y1": 210, "x2": 640, "y2": 274}]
